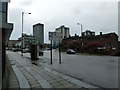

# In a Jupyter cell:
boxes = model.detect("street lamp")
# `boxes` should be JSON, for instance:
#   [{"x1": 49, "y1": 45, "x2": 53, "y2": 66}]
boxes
[
  {"x1": 77, "y1": 23, "x2": 83, "y2": 36},
  {"x1": 77, "y1": 22, "x2": 83, "y2": 53},
  {"x1": 21, "y1": 12, "x2": 31, "y2": 57}
]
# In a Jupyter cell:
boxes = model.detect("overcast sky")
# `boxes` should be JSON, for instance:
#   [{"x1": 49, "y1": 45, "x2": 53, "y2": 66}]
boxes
[{"x1": 8, "y1": 0, "x2": 119, "y2": 43}]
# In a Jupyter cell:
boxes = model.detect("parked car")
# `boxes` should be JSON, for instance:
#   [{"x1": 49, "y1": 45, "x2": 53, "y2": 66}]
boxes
[
  {"x1": 17, "y1": 48, "x2": 22, "y2": 52},
  {"x1": 66, "y1": 49, "x2": 75, "y2": 54},
  {"x1": 22, "y1": 49, "x2": 27, "y2": 53},
  {"x1": 46, "y1": 48, "x2": 51, "y2": 50},
  {"x1": 12, "y1": 48, "x2": 18, "y2": 52},
  {"x1": 6, "y1": 47, "x2": 12, "y2": 50},
  {"x1": 39, "y1": 50, "x2": 44, "y2": 56},
  {"x1": 22, "y1": 48, "x2": 30, "y2": 53}
]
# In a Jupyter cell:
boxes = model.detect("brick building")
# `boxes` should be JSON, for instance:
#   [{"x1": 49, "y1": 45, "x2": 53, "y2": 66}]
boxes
[
  {"x1": 61, "y1": 31, "x2": 119, "y2": 55},
  {"x1": 118, "y1": 41, "x2": 120, "y2": 56}
]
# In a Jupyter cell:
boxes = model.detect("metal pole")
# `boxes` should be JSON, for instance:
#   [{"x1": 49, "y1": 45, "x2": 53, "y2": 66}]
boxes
[
  {"x1": 81, "y1": 24, "x2": 83, "y2": 53},
  {"x1": 50, "y1": 40, "x2": 52, "y2": 64},
  {"x1": 21, "y1": 12, "x2": 31, "y2": 57},
  {"x1": 21, "y1": 12, "x2": 24, "y2": 57},
  {"x1": 59, "y1": 40, "x2": 61, "y2": 64},
  {"x1": 81, "y1": 24, "x2": 83, "y2": 36}
]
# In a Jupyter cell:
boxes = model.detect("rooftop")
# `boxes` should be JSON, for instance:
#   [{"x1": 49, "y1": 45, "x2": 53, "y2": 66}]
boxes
[{"x1": 33, "y1": 23, "x2": 44, "y2": 26}]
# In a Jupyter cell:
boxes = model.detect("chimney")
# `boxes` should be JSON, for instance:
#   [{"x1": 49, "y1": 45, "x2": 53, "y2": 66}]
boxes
[{"x1": 100, "y1": 32, "x2": 102, "y2": 35}]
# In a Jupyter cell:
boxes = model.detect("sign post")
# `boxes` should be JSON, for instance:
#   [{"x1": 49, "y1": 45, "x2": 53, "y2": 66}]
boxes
[
  {"x1": 56, "y1": 33, "x2": 62, "y2": 64},
  {"x1": 49, "y1": 32, "x2": 62, "y2": 64},
  {"x1": 50, "y1": 40, "x2": 52, "y2": 64},
  {"x1": 49, "y1": 32, "x2": 53, "y2": 65},
  {"x1": 59, "y1": 40, "x2": 61, "y2": 64}
]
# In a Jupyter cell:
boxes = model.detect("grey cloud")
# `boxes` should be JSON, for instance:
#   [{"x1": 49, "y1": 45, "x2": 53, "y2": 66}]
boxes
[
  {"x1": 9, "y1": 1, "x2": 118, "y2": 43},
  {"x1": 8, "y1": 7, "x2": 23, "y2": 40},
  {"x1": 19, "y1": 0, "x2": 35, "y2": 6},
  {"x1": 19, "y1": 2, "x2": 32, "y2": 6},
  {"x1": 14, "y1": 0, "x2": 33, "y2": 7}
]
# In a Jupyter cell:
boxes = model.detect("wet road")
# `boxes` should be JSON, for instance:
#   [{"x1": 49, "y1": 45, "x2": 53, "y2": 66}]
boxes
[{"x1": 39, "y1": 50, "x2": 118, "y2": 88}]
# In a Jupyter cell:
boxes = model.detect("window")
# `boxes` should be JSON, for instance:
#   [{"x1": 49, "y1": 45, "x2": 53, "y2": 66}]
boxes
[{"x1": 105, "y1": 42, "x2": 111, "y2": 47}]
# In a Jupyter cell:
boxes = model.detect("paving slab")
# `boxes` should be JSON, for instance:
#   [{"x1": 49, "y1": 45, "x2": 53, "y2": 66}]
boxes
[
  {"x1": 9, "y1": 84, "x2": 19, "y2": 88},
  {"x1": 25, "y1": 66, "x2": 53, "y2": 88},
  {"x1": 51, "y1": 82, "x2": 62, "y2": 87},
  {"x1": 12, "y1": 65, "x2": 30, "y2": 88},
  {"x1": 7, "y1": 52, "x2": 88, "y2": 89},
  {"x1": 30, "y1": 84, "x2": 40, "y2": 87},
  {"x1": 8, "y1": 65, "x2": 20, "y2": 88}
]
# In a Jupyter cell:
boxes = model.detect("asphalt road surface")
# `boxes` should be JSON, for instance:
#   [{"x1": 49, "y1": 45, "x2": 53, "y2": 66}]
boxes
[{"x1": 38, "y1": 50, "x2": 119, "y2": 88}]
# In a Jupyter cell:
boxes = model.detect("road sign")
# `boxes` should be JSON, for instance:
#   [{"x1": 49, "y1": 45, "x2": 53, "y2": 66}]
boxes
[
  {"x1": 49, "y1": 32, "x2": 52, "y2": 40},
  {"x1": 48, "y1": 31, "x2": 62, "y2": 65},
  {"x1": 49, "y1": 32, "x2": 62, "y2": 41}
]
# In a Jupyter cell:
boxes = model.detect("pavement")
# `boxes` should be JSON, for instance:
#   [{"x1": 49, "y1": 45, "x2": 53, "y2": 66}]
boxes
[
  {"x1": 35, "y1": 50, "x2": 118, "y2": 88},
  {"x1": 7, "y1": 51, "x2": 90, "y2": 89}
]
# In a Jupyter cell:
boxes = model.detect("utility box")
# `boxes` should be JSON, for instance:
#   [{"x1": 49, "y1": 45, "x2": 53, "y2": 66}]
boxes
[{"x1": 31, "y1": 44, "x2": 39, "y2": 60}]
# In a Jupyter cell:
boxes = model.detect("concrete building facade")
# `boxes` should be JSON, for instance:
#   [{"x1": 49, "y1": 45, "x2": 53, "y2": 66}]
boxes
[
  {"x1": 33, "y1": 23, "x2": 44, "y2": 46},
  {"x1": 0, "y1": 2, "x2": 13, "y2": 89},
  {"x1": 82, "y1": 30, "x2": 95, "y2": 37},
  {"x1": 7, "y1": 40, "x2": 18, "y2": 48},
  {"x1": 55, "y1": 25, "x2": 70, "y2": 39},
  {"x1": 51, "y1": 25, "x2": 70, "y2": 48},
  {"x1": 18, "y1": 34, "x2": 37, "y2": 49}
]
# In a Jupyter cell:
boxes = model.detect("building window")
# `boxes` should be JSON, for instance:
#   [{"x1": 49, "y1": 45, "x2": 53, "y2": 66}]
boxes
[{"x1": 105, "y1": 42, "x2": 111, "y2": 47}]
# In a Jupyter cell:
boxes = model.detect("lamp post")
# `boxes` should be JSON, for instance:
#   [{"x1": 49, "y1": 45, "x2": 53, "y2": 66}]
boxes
[
  {"x1": 77, "y1": 23, "x2": 83, "y2": 53},
  {"x1": 21, "y1": 12, "x2": 31, "y2": 57},
  {"x1": 77, "y1": 23, "x2": 83, "y2": 36}
]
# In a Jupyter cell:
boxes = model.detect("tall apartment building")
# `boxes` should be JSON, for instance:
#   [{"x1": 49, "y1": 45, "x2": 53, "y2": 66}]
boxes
[
  {"x1": 55, "y1": 25, "x2": 70, "y2": 39},
  {"x1": 50, "y1": 25, "x2": 70, "y2": 48},
  {"x1": 33, "y1": 23, "x2": 44, "y2": 46}
]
